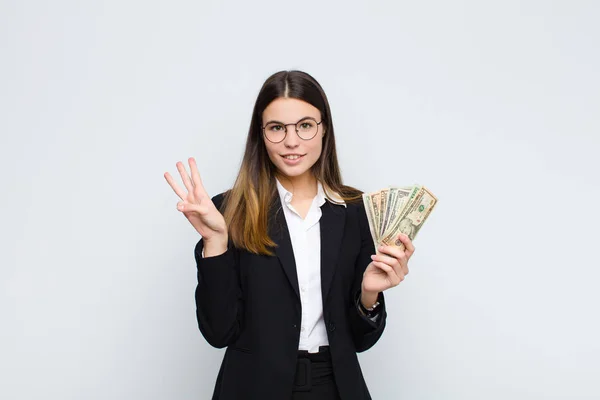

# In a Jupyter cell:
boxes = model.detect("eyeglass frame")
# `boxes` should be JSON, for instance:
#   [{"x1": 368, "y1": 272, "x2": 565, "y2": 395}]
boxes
[{"x1": 261, "y1": 117, "x2": 324, "y2": 143}]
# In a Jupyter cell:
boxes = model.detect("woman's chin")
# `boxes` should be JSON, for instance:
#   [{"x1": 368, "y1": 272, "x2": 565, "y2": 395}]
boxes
[{"x1": 277, "y1": 164, "x2": 310, "y2": 177}]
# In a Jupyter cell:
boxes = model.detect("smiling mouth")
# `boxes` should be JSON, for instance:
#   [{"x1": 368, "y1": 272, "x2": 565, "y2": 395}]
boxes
[{"x1": 281, "y1": 154, "x2": 305, "y2": 160}]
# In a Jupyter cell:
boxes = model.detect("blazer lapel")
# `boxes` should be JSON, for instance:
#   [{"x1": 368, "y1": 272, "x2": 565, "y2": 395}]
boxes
[
  {"x1": 268, "y1": 195, "x2": 301, "y2": 302},
  {"x1": 319, "y1": 200, "x2": 346, "y2": 307}
]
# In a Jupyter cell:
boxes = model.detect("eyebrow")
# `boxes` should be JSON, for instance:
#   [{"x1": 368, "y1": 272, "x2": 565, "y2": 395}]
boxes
[{"x1": 263, "y1": 116, "x2": 316, "y2": 125}]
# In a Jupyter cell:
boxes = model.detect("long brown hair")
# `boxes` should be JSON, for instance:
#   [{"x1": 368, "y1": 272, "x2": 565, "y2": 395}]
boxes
[{"x1": 221, "y1": 70, "x2": 363, "y2": 255}]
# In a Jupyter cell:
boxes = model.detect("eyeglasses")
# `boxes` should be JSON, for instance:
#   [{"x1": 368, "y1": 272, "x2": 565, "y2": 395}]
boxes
[{"x1": 261, "y1": 117, "x2": 323, "y2": 143}]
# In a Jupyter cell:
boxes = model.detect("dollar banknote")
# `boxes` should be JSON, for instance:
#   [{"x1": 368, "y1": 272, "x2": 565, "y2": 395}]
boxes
[
  {"x1": 362, "y1": 193, "x2": 380, "y2": 251},
  {"x1": 362, "y1": 185, "x2": 438, "y2": 253}
]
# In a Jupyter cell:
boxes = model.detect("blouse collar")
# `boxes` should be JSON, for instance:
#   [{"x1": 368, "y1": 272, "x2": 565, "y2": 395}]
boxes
[{"x1": 275, "y1": 177, "x2": 347, "y2": 208}]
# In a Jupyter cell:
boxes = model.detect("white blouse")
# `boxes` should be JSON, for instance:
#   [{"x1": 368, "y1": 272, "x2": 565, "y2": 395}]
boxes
[{"x1": 275, "y1": 177, "x2": 347, "y2": 354}]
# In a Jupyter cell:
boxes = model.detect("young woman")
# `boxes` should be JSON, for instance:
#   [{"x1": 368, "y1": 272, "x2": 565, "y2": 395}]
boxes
[{"x1": 164, "y1": 70, "x2": 415, "y2": 400}]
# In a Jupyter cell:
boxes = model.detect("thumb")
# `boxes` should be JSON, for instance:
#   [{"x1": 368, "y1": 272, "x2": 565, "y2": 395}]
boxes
[{"x1": 177, "y1": 201, "x2": 199, "y2": 213}]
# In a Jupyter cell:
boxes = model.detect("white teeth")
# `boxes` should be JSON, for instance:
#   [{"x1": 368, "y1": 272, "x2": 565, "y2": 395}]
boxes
[{"x1": 284, "y1": 155, "x2": 302, "y2": 160}]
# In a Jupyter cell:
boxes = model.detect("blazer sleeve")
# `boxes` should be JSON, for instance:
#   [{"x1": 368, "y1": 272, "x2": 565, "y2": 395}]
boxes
[
  {"x1": 194, "y1": 192, "x2": 244, "y2": 349},
  {"x1": 347, "y1": 200, "x2": 387, "y2": 353}
]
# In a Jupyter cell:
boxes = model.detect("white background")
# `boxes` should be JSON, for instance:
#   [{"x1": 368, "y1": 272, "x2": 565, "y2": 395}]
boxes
[{"x1": 1, "y1": 0, "x2": 599, "y2": 399}]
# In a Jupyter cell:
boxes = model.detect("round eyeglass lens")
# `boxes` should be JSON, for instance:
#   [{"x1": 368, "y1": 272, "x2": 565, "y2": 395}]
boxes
[{"x1": 296, "y1": 118, "x2": 318, "y2": 140}]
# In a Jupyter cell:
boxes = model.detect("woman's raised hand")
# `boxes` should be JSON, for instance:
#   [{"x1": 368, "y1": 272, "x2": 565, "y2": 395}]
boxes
[{"x1": 164, "y1": 157, "x2": 228, "y2": 245}]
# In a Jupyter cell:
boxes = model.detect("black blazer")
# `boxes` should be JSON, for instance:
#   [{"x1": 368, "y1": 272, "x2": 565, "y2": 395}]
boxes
[{"x1": 194, "y1": 190, "x2": 387, "y2": 399}]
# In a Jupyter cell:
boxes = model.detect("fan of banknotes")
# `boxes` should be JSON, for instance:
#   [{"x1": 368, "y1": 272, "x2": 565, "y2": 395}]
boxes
[{"x1": 362, "y1": 185, "x2": 438, "y2": 253}]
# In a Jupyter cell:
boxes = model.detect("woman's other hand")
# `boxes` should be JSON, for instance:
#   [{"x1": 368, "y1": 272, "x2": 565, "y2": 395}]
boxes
[{"x1": 361, "y1": 233, "x2": 415, "y2": 295}]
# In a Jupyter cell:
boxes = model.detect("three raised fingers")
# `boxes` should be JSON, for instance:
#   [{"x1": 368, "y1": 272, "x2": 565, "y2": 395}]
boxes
[{"x1": 164, "y1": 157, "x2": 207, "y2": 201}]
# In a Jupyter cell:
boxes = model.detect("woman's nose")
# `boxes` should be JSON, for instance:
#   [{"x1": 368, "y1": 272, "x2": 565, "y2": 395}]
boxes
[{"x1": 283, "y1": 127, "x2": 300, "y2": 147}]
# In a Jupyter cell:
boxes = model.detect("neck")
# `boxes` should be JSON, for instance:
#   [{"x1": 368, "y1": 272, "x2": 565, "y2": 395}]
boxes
[{"x1": 276, "y1": 171, "x2": 318, "y2": 200}]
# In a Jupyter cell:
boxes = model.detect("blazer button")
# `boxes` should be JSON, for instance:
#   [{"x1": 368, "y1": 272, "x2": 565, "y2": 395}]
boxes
[{"x1": 328, "y1": 322, "x2": 335, "y2": 332}]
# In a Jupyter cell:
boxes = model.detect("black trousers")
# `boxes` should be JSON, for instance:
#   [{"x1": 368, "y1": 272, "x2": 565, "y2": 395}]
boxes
[{"x1": 291, "y1": 346, "x2": 342, "y2": 400}]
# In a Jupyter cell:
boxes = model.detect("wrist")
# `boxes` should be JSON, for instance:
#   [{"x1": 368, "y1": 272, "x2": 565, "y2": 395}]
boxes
[
  {"x1": 203, "y1": 234, "x2": 228, "y2": 258},
  {"x1": 360, "y1": 289, "x2": 379, "y2": 309}
]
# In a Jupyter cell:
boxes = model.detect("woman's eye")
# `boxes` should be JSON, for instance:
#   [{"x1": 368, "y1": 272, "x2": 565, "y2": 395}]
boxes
[
  {"x1": 271, "y1": 125, "x2": 283, "y2": 131},
  {"x1": 300, "y1": 123, "x2": 312, "y2": 129}
]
